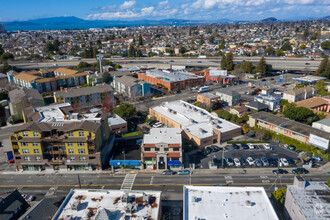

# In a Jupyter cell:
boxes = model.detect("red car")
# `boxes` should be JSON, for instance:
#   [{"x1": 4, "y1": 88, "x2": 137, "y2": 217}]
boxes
[{"x1": 8, "y1": 159, "x2": 15, "y2": 163}]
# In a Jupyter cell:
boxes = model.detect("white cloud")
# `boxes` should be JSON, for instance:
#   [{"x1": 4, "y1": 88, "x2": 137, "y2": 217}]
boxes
[
  {"x1": 158, "y1": 0, "x2": 169, "y2": 7},
  {"x1": 141, "y1": 6, "x2": 154, "y2": 16},
  {"x1": 270, "y1": 8, "x2": 280, "y2": 12},
  {"x1": 119, "y1": 1, "x2": 136, "y2": 10},
  {"x1": 87, "y1": 11, "x2": 138, "y2": 20}
]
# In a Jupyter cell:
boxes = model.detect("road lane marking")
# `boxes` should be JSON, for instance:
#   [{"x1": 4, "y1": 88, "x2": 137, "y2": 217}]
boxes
[
  {"x1": 260, "y1": 176, "x2": 268, "y2": 179},
  {"x1": 262, "y1": 180, "x2": 270, "y2": 183},
  {"x1": 150, "y1": 176, "x2": 154, "y2": 185},
  {"x1": 225, "y1": 176, "x2": 232, "y2": 180}
]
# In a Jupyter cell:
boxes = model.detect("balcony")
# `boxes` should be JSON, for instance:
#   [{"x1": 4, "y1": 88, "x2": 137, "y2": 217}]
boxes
[
  {"x1": 41, "y1": 135, "x2": 66, "y2": 142},
  {"x1": 48, "y1": 157, "x2": 66, "y2": 165}
]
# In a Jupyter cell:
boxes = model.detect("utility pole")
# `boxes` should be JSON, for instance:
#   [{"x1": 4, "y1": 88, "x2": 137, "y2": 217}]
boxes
[
  {"x1": 122, "y1": 151, "x2": 126, "y2": 173},
  {"x1": 96, "y1": 54, "x2": 103, "y2": 73}
]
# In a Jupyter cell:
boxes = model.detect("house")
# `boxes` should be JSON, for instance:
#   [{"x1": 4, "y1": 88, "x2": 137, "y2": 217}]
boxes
[
  {"x1": 254, "y1": 94, "x2": 282, "y2": 111},
  {"x1": 0, "y1": 190, "x2": 30, "y2": 220},
  {"x1": 228, "y1": 106, "x2": 249, "y2": 117},
  {"x1": 245, "y1": 101, "x2": 269, "y2": 111},
  {"x1": 284, "y1": 176, "x2": 330, "y2": 220},
  {"x1": 196, "y1": 93, "x2": 221, "y2": 108},
  {"x1": 52, "y1": 189, "x2": 162, "y2": 220},
  {"x1": 8, "y1": 88, "x2": 45, "y2": 120},
  {"x1": 10, "y1": 103, "x2": 112, "y2": 171},
  {"x1": 295, "y1": 97, "x2": 330, "y2": 118},
  {"x1": 183, "y1": 186, "x2": 278, "y2": 220},
  {"x1": 215, "y1": 89, "x2": 241, "y2": 106},
  {"x1": 111, "y1": 75, "x2": 151, "y2": 100},
  {"x1": 142, "y1": 128, "x2": 182, "y2": 170},
  {"x1": 283, "y1": 87, "x2": 317, "y2": 103},
  {"x1": 149, "y1": 100, "x2": 241, "y2": 147},
  {"x1": 108, "y1": 114, "x2": 127, "y2": 133},
  {"x1": 54, "y1": 84, "x2": 114, "y2": 111}
]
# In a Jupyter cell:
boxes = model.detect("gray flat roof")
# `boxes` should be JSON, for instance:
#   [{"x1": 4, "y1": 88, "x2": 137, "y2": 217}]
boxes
[
  {"x1": 249, "y1": 112, "x2": 330, "y2": 140},
  {"x1": 199, "y1": 92, "x2": 219, "y2": 99},
  {"x1": 313, "y1": 118, "x2": 330, "y2": 126},
  {"x1": 54, "y1": 84, "x2": 113, "y2": 98},
  {"x1": 216, "y1": 89, "x2": 240, "y2": 97},
  {"x1": 145, "y1": 69, "x2": 204, "y2": 82}
]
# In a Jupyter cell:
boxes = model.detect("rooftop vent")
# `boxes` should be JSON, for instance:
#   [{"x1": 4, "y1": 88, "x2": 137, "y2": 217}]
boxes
[
  {"x1": 121, "y1": 192, "x2": 128, "y2": 203},
  {"x1": 244, "y1": 200, "x2": 256, "y2": 207},
  {"x1": 71, "y1": 201, "x2": 81, "y2": 210}
]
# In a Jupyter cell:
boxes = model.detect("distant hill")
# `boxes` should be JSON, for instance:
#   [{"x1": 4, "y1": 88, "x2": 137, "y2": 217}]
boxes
[
  {"x1": 320, "y1": 16, "x2": 330, "y2": 21},
  {"x1": 28, "y1": 16, "x2": 86, "y2": 25},
  {"x1": 261, "y1": 17, "x2": 278, "y2": 22}
]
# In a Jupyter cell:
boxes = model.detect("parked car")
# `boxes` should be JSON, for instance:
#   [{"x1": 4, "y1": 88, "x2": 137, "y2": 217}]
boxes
[
  {"x1": 247, "y1": 143, "x2": 255, "y2": 149},
  {"x1": 177, "y1": 169, "x2": 191, "y2": 175},
  {"x1": 221, "y1": 158, "x2": 227, "y2": 167},
  {"x1": 273, "y1": 169, "x2": 288, "y2": 174},
  {"x1": 247, "y1": 157, "x2": 255, "y2": 166},
  {"x1": 287, "y1": 158, "x2": 296, "y2": 167},
  {"x1": 268, "y1": 158, "x2": 277, "y2": 167},
  {"x1": 241, "y1": 157, "x2": 249, "y2": 166},
  {"x1": 255, "y1": 158, "x2": 262, "y2": 167},
  {"x1": 263, "y1": 143, "x2": 271, "y2": 150},
  {"x1": 261, "y1": 157, "x2": 269, "y2": 166},
  {"x1": 210, "y1": 145, "x2": 220, "y2": 152},
  {"x1": 233, "y1": 144, "x2": 240, "y2": 150},
  {"x1": 280, "y1": 158, "x2": 289, "y2": 167},
  {"x1": 234, "y1": 158, "x2": 241, "y2": 167},
  {"x1": 226, "y1": 158, "x2": 235, "y2": 167},
  {"x1": 311, "y1": 156, "x2": 322, "y2": 161},
  {"x1": 162, "y1": 170, "x2": 175, "y2": 175},
  {"x1": 241, "y1": 143, "x2": 249, "y2": 150},
  {"x1": 292, "y1": 168, "x2": 309, "y2": 174}
]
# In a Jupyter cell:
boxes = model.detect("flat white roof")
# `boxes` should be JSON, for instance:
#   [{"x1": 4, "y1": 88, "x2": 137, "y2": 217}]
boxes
[
  {"x1": 151, "y1": 100, "x2": 241, "y2": 139},
  {"x1": 108, "y1": 114, "x2": 127, "y2": 126},
  {"x1": 52, "y1": 189, "x2": 161, "y2": 220},
  {"x1": 143, "y1": 128, "x2": 182, "y2": 145},
  {"x1": 183, "y1": 186, "x2": 278, "y2": 220}
]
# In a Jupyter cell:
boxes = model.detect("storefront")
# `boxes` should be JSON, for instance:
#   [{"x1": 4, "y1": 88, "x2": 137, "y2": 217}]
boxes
[
  {"x1": 144, "y1": 160, "x2": 156, "y2": 169},
  {"x1": 67, "y1": 163, "x2": 89, "y2": 171},
  {"x1": 109, "y1": 160, "x2": 140, "y2": 169},
  {"x1": 21, "y1": 163, "x2": 45, "y2": 171},
  {"x1": 167, "y1": 160, "x2": 181, "y2": 169}
]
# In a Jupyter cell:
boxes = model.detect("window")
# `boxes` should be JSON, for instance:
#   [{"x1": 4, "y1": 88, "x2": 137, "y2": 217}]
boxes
[
  {"x1": 33, "y1": 142, "x2": 38, "y2": 147},
  {"x1": 22, "y1": 149, "x2": 29, "y2": 154},
  {"x1": 164, "y1": 148, "x2": 169, "y2": 151},
  {"x1": 68, "y1": 149, "x2": 74, "y2": 154},
  {"x1": 24, "y1": 156, "x2": 31, "y2": 161},
  {"x1": 155, "y1": 147, "x2": 160, "y2": 151},
  {"x1": 22, "y1": 132, "x2": 28, "y2": 137},
  {"x1": 78, "y1": 149, "x2": 85, "y2": 154},
  {"x1": 33, "y1": 132, "x2": 39, "y2": 137},
  {"x1": 78, "y1": 142, "x2": 85, "y2": 146},
  {"x1": 68, "y1": 132, "x2": 73, "y2": 136},
  {"x1": 173, "y1": 148, "x2": 180, "y2": 151},
  {"x1": 34, "y1": 149, "x2": 39, "y2": 154},
  {"x1": 144, "y1": 148, "x2": 151, "y2": 151},
  {"x1": 67, "y1": 142, "x2": 73, "y2": 146},
  {"x1": 15, "y1": 157, "x2": 21, "y2": 160},
  {"x1": 79, "y1": 131, "x2": 84, "y2": 137},
  {"x1": 70, "y1": 156, "x2": 75, "y2": 161},
  {"x1": 21, "y1": 142, "x2": 28, "y2": 146},
  {"x1": 80, "y1": 156, "x2": 86, "y2": 161},
  {"x1": 35, "y1": 156, "x2": 41, "y2": 161},
  {"x1": 89, "y1": 156, "x2": 96, "y2": 159}
]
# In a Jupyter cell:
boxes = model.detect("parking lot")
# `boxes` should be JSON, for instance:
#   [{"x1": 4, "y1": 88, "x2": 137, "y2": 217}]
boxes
[{"x1": 189, "y1": 142, "x2": 300, "y2": 169}]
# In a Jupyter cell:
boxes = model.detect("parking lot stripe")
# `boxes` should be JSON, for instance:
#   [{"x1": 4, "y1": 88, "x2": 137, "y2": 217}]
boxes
[{"x1": 260, "y1": 176, "x2": 268, "y2": 179}]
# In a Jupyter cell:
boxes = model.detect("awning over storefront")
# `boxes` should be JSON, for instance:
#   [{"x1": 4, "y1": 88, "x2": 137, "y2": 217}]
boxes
[
  {"x1": 109, "y1": 160, "x2": 140, "y2": 166},
  {"x1": 167, "y1": 160, "x2": 181, "y2": 166},
  {"x1": 21, "y1": 163, "x2": 45, "y2": 165},
  {"x1": 144, "y1": 161, "x2": 156, "y2": 165}
]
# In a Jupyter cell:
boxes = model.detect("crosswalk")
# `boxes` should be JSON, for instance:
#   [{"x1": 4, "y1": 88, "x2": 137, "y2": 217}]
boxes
[{"x1": 120, "y1": 173, "x2": 137, "y2": 190}]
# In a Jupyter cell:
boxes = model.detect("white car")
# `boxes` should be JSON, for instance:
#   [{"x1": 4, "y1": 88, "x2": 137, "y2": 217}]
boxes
[
  {"x1": 247, "y1": 143, "x2": 255, "y2": 149},
  {"x1": 280, "y1": 158, "x2": 289, "y2": 167},
  {"x1": 234, "y1": 158, "x2": 241, "y2": 167},
  {"x1": 247, "y1": 157, "x2": 255, "y2": 166},
  {"x1": 263, "y1": 143, "x2": 271, "y2": 149}
]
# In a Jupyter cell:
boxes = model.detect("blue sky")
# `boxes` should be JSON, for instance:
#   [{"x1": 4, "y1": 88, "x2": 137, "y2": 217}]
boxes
[{"x1": 0, "y1": 0, "x2": 329, "y2": 21}]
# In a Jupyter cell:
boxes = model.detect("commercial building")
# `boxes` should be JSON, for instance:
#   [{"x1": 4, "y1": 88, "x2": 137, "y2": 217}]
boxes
[
  {"x1": 204, "y1": 69, "x2": 239, "y2": 84},
  {"x1": 292, "y1": 75, "x2": 326, "y2": 84},
  {"x1": 138, "y1": 69, "x2": 205, "y2": 92},
  {"x1": 52, "y1": 189, "x2": 162, "y2": 220},
  {"x1": 249, "y1": 112, "x2": 330, "y2": 150},
  {"x1": 283, "y1": 87, "x2": 317, "y2": 103},
  {"x1": 111, "y1": 75, "x2": 151, "y2": 100},
  {"x1": 215, "y1": 89, "x2": 241, "y2": 106},
  {"x1": 8, "y1": 68, "x2": 89, "y2": 93},
  {"x1": 284, "y1": 176, "x2": 330, "y2": 220},
  {"x1": 142, "y1": 128, "x2": 182, "y2": 170},
  {"x1": 296, "y1": 97, "x2": 330, "y2": 118},
  {"x1": 10, "y1": 103, "x2": 112, "y2": 171},
  {"x1": 312, "y1": 118, "x2": 330, "y2": 133},
  {"x1": 108, "y1": 114, "x2": 127, "y2": 133},
  {"x1": 109, "y1": 145, "x2": 141, "y2": 169},
  {"x1": 149, "y1": 101, "x2": 241, "y2": 147},
  {"x1": 183, "y1": 186, "x2": 278, "y2": 220},
  {"x1": 196, "y1": 92, "x2": 221, "y2": 108},
  {"x1": 254, "y1": 94, "x2": 282, "y2": 111},
  {"x1": 54, "y1": 84, "x2": 114, "y2": 110},
  {"x1": 0, "y1": 190, "x2": 29, "y2": 220}
]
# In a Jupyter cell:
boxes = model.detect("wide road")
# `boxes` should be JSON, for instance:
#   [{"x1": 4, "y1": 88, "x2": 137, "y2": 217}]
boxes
[{"x1": 3, "y1": 56, "x2": 321, "y2": 71}]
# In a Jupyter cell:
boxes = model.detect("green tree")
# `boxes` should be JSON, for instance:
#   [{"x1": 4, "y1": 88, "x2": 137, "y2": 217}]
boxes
[
  {"x1": 220, "y1": 54, "x2": 227, "y2": 70},
  {"x1": 218, "y1": 39, "x2": 225, "y2": 50},
  {"x1": 315, "y1": 80, "x2": 329, "y2": 96},
  {"x1": 265, "y1": 47, "x2": 274, "y2": 56},
  {"x1": 76, "y1": 61, "x2": 91, "y2": 69},
  {"x1": 113, "y1": 103, "x2": 136, "y2": 120},
  {"x1": 300, "y1": 45, "x2": 306, "y2": 50},
  {"x1": 199, "y1": 37, "x2": 205, "y2": 46},
  {"x1": 208, "y1": 35, "x2": 215, "y2": 44},
  {"x1": 316, "y1": 55, "x2": 328, "y2": 76},
  {"x1": 0, "y1": 62, "x2": 19, "y2": 73},
  {"x1": 242, "y1": 124, "x2": 250, "y2": 133},
  {"x1": 281, "y1": 42, "x2": 292, "y2": 51},
  {"x1": 255, "y1": 56, "x2": 271, "y2": 77},
  {"x1": 328, "y1": 178, "x2": 330, "y2": 187},
  {"x1": 0, "y1": 44, "x2": 4, "y2": 56},
  {"x1": 179, "y1": 46, "x2": 186, "y2": 54},
  {"x1": 138, "y1": 34, "x2": 144, "y2": 46},
  {"x1": 321, "y1": 41, "x2": 330, "y2": 50},
  {"x1": 225, "y1": 52, "x2": 234, "y2": 71},
  {"x1": 102, "y1": 72, "x2": 112, "y2": 84},
  {"x1": 303, "y1": 29, "x2": 309, "y2": 40},
  {"x1": 136, "y1": 49, "x2": 143, "y2": 57},
  {"x1": 128, "y1": 45, "x2": 136, "y2": 57},
  {"x1": 271, "y1": 187, "x2": 287, "y2": 210},
  {"x1": 275, "y1": 49, "x2": 285, "y2": 56},
  {"x1": 244, "y1": 61, "x2": 253, "y2": 73},
  {"x1": 1, "y1": 52, "x2": 14, "y2": 60}
]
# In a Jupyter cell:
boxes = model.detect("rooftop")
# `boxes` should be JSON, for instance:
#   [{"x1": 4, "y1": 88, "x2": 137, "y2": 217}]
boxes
[
  {"x1": 313, "y1": 118, "x2": 330, "y2": 126},
  {"x1": 283, "y1": 86, "x2": 315, "y2": 96},
  {"x1": 108, "y1": 114, "x2": 127, "y2": 127},
  {"x1": 143, "y1": 128, "x2": 182, "y2": 145},
  {"x1": 245, "y1": 101, "x2": 269, "y2": 110},
  {"x1": 183, "y1": 186, "x2": 278, "y2": 220},
  {"x1": 255, "y1": 94, "x2": 282, "y2": 102},
  {"x1": 54, "y1": 84, "x2": 113, "y2": 98},
  {"x1": 114, "y1": 75, "x2": 148, "y2": 87},
  {"x1": 295, "y1": 97, "x2": 330, "y2": 108},
  {"x1": 292, "y1": 75, "x2": 326, "y2": 83},
  {"x1": 52, "y1": 189, "x2": 161, "y2": 220},
  {"x1": 198, "y1": 92, "x2": 219, "y2": 99},
  {"x1": 151, "y1": 100, "x2": 241, "y2": 139},
  {"x1": 216, "y1": 89, "x2": 240, "y2": 97},
  {"x1": 287, "y1": 181, "x2": 330, "y2": 219},
  {"x1": 144, "y1": 69, "x2": 204, "y2": 82}
]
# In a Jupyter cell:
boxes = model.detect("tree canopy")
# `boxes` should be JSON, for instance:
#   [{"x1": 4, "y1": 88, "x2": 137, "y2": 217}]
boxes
[
  {"x1": 255, "y1": 56, "x2": 272, "y2": 77},
  {"x1": 283, "y1": 103, "x2": 324, "y2": 125},
  {"x1": 102, "y1": 72, "x2": 112, "y2": 84},
  {"x1": 113, "y1": 103, "x2": 136, "y2": 120},
  {"x1": 321, "y1": 41, "x2": 330, "y2": 50},
  {"x1": 315, "y1": 55, "x2": 330, "y2": 79},
  {"x1": 281, "y1": 42, "x2": 292, "y2": 51}
]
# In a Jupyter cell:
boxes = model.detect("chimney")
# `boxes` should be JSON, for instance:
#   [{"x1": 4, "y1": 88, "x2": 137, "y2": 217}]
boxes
[{"x1": 293, "y1": 176, "x2": 306, "y2": 189}]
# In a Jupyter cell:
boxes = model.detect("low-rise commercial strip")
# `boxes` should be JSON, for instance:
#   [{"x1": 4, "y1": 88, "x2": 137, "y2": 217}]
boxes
[
  {"x1": 249, "y1": 112, "x2": 330, "y2": 150},
  {"x1": 10, "y1": 103, "x2": 112, "y2": 171},
  {"x1": 284, "y1": 176, "x2": 330, "y2": 220},
  {"x1": 183, "y1": 185, "x2": 278, "y2": 220},
  {"x1": 149, "y1": 100, "x2": 241, "y2": 147},
  {"x1": 52, "y1": 189, "x2": 162, "y2": 220},
  {"x1": 138, "y1": 69, "x2": 205, "y2": 91},
  {"x1": 142, "y1": 128, "x2": 182, "y2": 170}
]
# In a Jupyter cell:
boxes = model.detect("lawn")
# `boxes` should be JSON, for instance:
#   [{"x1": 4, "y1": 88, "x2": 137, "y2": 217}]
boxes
[{"x1": 122, "y1": 131, "x2": 143, "y2": 137}]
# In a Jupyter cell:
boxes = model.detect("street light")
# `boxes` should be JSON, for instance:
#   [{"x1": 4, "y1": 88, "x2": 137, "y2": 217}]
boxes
[{"x1": 96, "y1": 54, "x2": 103, "y2": 73}]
